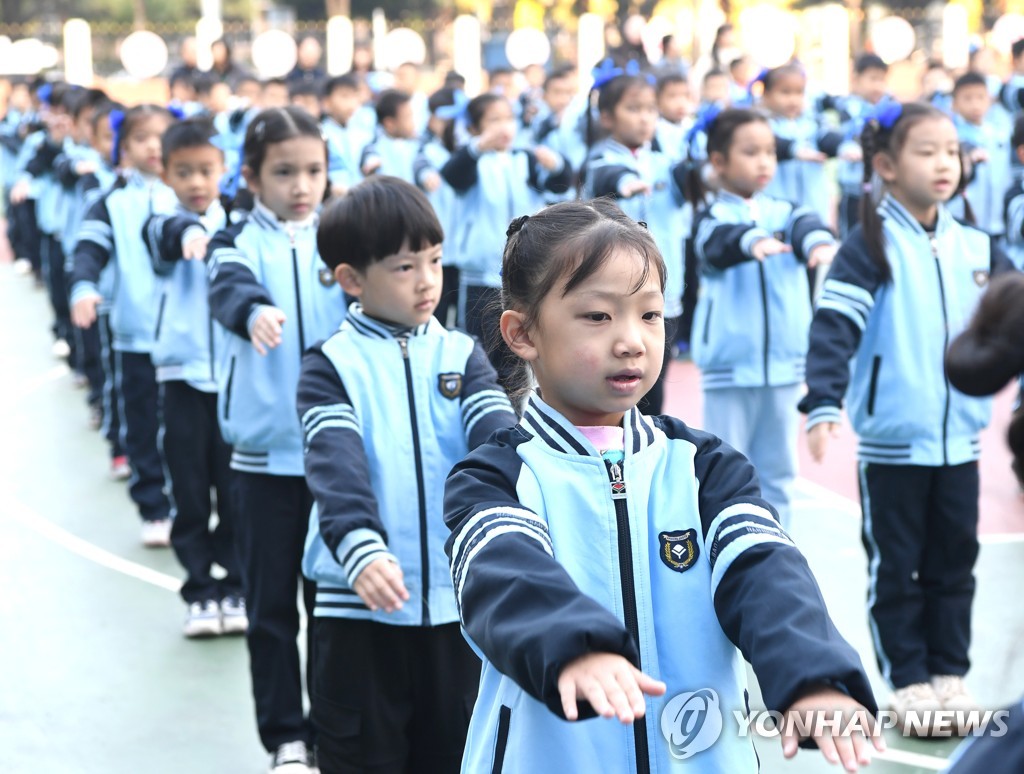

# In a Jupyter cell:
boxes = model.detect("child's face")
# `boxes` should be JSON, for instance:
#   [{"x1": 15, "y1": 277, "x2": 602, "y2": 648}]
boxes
[
  {"x1": 170, "y1": 80, "x2": 196, "y2": 104},
  {"x1": 876, "y1": 116, "x2": 960, "y2": 219},
  {"x1": 730, "y1": 57, "x2": 753, "y2": 86},
  {"x1": 383, "y1": 101, "x2": 417, "y2": 139},
  {"x1": 162, "y1": 144, "x2": 225, "y2": 214},
  {"x1": 762, "y1": 71, "x2": 806, "y2": 119},
  {"x1": 953, "y1": 84, "x2": 991, "y2": 125},
  {"x1": 73, "y1": 107, "x2": 95, "y2": 145},
  {"x1": 9, "y1": 83, "x2": 30, "y2": 113},
  {"x1": 395, "y1": 64, "x2": 420, "y2": 94},
  {"x1": 505, "y1": 247, "x2": 664, "y2": 428},
  {"x1": 337, "y1": 241, "x2": 443, "y2": 328},
  {"x1": 922, "y1": 67, "x2": 952, "y2": 98},
  {"x1": 711, "y1": 120, "x2": 777, "y2": 197},
  {"x1": 291, "y1": 94, "x2": 321, "y2": 119},
  {"x1": 244, "y1": 135, "x2": 326, "y2": 221},
  {"x1": 702, "y1": 74, "x2": 729, "y2": 107},
  {"x1": 237, "y1": 80, "x2": 261, "y2": 107},
  {"x1": 544, "y1": 75, "x2": 576, "y2": 116},
  {"x1": 93, "y1": 116, "x2": 114, "y2": 162},
  {"x1": 658, "y1": 81, "x2": 691, "y2": 124},
  {"x1": 489, "y1": 72, "x2": 517, "y2": 99},
  {"x1": 207, "y1": 83, "x2": 231, "y2": 113},
  {"x1": 602, "y1": 84, "x2": 657, "y2": 149},
  {"x1": 324, "y1": 86, "x2": 360, "y2": 125},
  {"x1": 262, "y1": 83, "x2": 289, "y2": 109},
  {"x1": 852, "y1": 67, "x2": 888, "y2": 105},
  {"x1": 471, "y1": 99, "x2": 516, "y2": 150},
  {"x1": 123, "y1": 115, "x2": 171, "y2": 175}
]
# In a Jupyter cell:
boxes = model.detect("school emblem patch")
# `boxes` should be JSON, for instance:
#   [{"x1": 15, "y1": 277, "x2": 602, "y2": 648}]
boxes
[
  {"x1": 973, "y1": 269, "x2": 990, "y2": 287},
  {"x1": 659, "y1": 529, "x2": 699, "y2": 573},
  {"x1": 438, "y1": 373, "x2": 463, "y2": 399},
  {"x1": 318, "y1": 268, "x2": 335, "y2": 287}
]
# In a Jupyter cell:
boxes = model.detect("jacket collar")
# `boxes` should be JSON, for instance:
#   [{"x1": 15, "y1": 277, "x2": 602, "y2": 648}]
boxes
[
  {"x1": 519, "y1": 394, "x2": 657, "y2": 458},
  {"x1": 250, "y1": 198, "x2": 319, "y2": 233},
  {"x1": 344, "y1": 303, "x2": 434, "y2": 340},
  {"x1": 879, "y1": 194, "x2": 953, "y2": 238}
]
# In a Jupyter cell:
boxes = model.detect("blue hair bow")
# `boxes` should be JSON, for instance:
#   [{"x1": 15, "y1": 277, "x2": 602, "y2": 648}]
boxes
[
  {"x1": 435, "y1": 90, "x2": 469, "y2": 122},
  {"x1": 167, "y1": 105, "x2": 186, "y2": 121},
  {"x1": 37, "y1": 83, "x2": 53, "y2": 106},
  {"x1": 109, "y1": 109, "x2": 126, "y2": 167},
  {"x1": 591, "y1": 58, "x2": 623, "y2": 90},
  {"x1": 686, "y1": 103, "x2": 722, "y2": 146},
  {"x1": 870, "y1": 101, "x2": 903, "y2": 131}
]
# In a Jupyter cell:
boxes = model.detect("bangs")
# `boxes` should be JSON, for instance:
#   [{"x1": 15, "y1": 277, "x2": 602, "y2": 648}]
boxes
[{"x1": 557, "y1": 221, "x2": 666, "y2": 297}]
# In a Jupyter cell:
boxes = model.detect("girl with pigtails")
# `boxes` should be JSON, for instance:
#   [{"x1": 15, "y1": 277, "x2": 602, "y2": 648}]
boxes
[{"x1": 800, "y1": 101, "x2": 1015, "y2": 737}]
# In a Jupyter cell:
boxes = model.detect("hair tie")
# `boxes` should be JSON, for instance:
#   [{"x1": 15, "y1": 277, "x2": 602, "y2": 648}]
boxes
[
  {"x1": 591, "y1": 58, "x2": 624, "y2": 91},
  {"x1": 686, "y1": 103, "x2": 722, "y2": 146},
  {"x1": 637, "y1": 221, "x2": 648, "y2": 230},
  {"x1": 435, "y1": 90, "x2": 469, "y2": 122},
  {"x1": 167, "y1": 105, "x2": 186, "y2": 121},
  {"x1": 109, "y1": 109, "x2": 126, "y2": 166},
  {"x1": 870, "y1": 102, "x2": 903, "y2": 131},
  {"x1": 506, "y1": 215, "x2": 530, "y2": 238}
]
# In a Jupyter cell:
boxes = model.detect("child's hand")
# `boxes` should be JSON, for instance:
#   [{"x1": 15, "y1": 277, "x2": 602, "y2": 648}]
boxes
[
  {"x1": 751, "y1": 237, "x2": 792, "y2": 261},
  {"x1": 250, "y1": 306, "x2": 286, "y2": 356},
  {"x1": 620, "y1": 179, "x2": 652, "y2": 198},
  {"x1": 361, "y1": 157, "x2": 382, "y2": 176},
  {"x1": 421, "y1": 171, "x2": 442, "y2": 192},
  {"x1": 9, "y1": 179, "x2": 30, "y2": 205},
  {"x1": 969, "y1": 147, "x2": 989, "y2": 164},
  {"x1": 75, "y1": 160, "x2": 98, "y2": 176},
  {"x1": 477, "y1": 125, "x2": 512, "y2": 152},
  {"x1": 533, "y1": 146, "x2": 561, "y2": 171},
  {"x1": 353, "y1": 557, "x2": 410, "y2": 613},
  {"x1": 71, "y1": 294, "x2": 102, "y2": 329},
  {"x1": 557, "y1": 652, "x2": 666, "y2": 724},
  {"x1": 808, "y1": 243, "x2": 837, "y2": 269},
  {"x1": 807, "y1": 422, "x2": 839, "y2": 463},
  {"x1": 183, "y1": 234, "x2": 210, "y2": 261},
  {"x1": 840, "y1": 147, "x2": 863, "y2": 163},
  {"x1": 795, "y1": 147, "x2": 827, "y2": 163},
  {"x1": 780, "y1": 686, "x2": 886, "y2": 772}
]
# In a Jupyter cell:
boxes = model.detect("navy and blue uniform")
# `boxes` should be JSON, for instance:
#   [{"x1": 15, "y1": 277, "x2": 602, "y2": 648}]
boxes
[
  {"x1": 413, "y1": 131, "x2": 460, "y2": 326},
  {"x1": 299, "y1": 304, "x2": 516, "y2": 772},
  {"x1": 1003, "y1": 178, "x2": 1024, "y2": 270},
  {"x1": 951, "y1": 114, "x2": 1012, "y2": 238},
  {"x1": 692, "y1": 189, "x2": 835, "y2": 527},
  {"x1": 444, "y1": 396, "x2": 876, "y2": 773},
  {"x1": 69, "y1": 171, "x2": 180, "y2": 523},
  {"x1": 764, "y1": 112, "x2": 843, "y2": 225},
  {"x1": 143, "y1": 196, "x2": 243, "y2": 605},
  {"x1": 799, "y1": 196, "x2": 1014, "y2": 689},
  {"x1": 207, "y1": 199, "x2": 346, "y2": 753},
  {"x1": 360, "y1": 131, "x2": 419, "y2": 184},
  {"x1": 322, "y1": 115, "x2": 372, "y2": 193}
]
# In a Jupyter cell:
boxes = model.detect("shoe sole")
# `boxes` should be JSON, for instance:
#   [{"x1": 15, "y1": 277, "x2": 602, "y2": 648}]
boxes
[
  {"x1": 221, "y1": 618, "x2": 248, "y2": 635},
  {"x1": 184, "y1": 623, "x2": 223, "y2": 638}
]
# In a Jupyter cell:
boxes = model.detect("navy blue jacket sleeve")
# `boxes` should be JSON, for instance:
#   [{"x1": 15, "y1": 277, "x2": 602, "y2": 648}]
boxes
[
  {"x1": 298, "y1": 345, "x2": 395, "y2": 586},
  {"x1": 54, "y1": 153, "x2": 81, "y2": 188},
  {"x1": 991, "y1": 239, "x2": 1016, "y2": 277},
  {"x1": 444, "y1": 433, "x2": 640, "y2": 720},
  {"x1": 142, "y1": 213, "x2": 202, "y2": 276},
  {"x1": 207, "y1": 223, "x2": 275, "y2": 339},
  {"x1": 68, "y1": 195, "x2": 114, "y2": 302},
  {"x1": 787, "y1": 207, "x2": 836, "y2": 264},
  {"x1": 459, "y1": 342, "x2": 518, "y2": 448},
  {"x1": 25, "y1": 138, "x2": 61, "y2": 177},
  {"x1": 440, "y1": 144, "x2": 479, "y2": 192},
  {"x1": 525, "y1": 149, "x2": 572, "y2": 195},
  {"x1": 692, "y1": 206, "x2": 764, "y2": 271},
  {"x1": 816, "y1": 128, "x2": 844, "y2": 158},
  {"x1": 798, "y1": 228, "x2": 884, "y2": 428},
  {"x1": 658, "y1": 417, "x2": 877, "y2": 718},
  {"x1": 587, "y1": 159, "x2": 634, "y2": 199}
]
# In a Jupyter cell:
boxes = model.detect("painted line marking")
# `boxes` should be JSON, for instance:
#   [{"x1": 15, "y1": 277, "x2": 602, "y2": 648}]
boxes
[{"x1": 872, "y1": 746, "x2": 949, "y2": 770}]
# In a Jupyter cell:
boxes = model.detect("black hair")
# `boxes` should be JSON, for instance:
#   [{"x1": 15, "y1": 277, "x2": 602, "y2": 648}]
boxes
[
  {"x1": 760, "y1": 64, "x2": 805, "y2": 93},
  {"x1": 47, "y1": 82, "x2": 74, "y2": 111},
  {"x1": 489, "y1": 67, "x2": 514, "y2": 80},
  {"x1": 703, "y1": 68, "x2": 727, "y2": 84},
  {"x1": 193, "y1": 74, "x2": 216, "y2": 98},
  {"x1": 656, "y1": 72, "x2": 687, "y2": 97},
  {"x1": 499, "y1": 199, "x2": 666, "y2": 400},
  {"x1": 587, "y1": 74, "x2": 654, "y2": 149},
  {"x1": 263, "y1": 78, "x2": 288, "y2": 91},
  {"x1": 854, "y1": 53, "x2": 888, "y2": 75},
  {"x1": 443, "y1": 71, "x2": 466, "y2": 89},
  {"x1": 710, "y1": 23, "x2": 734, "y2": 67},
  {"x1": 236, "y1": 74, "x2": 260, "y2": 89},
  {"x1": 161, "y1": 117, "x2": 220, "y2": 165},
  {"x1": 115, "y1": 104, "x2": 175, "y2": 166},
  {"x1": 466, "y1": 93, "x2": 505, "y2": 130},
  {"x1": 952, "y1": 70, "x2": 988, "y2": 95},
  {"x1": 68, "y1": 87, "x2": 108, "y2": 120},
  {"x1": 543, "y1": 65, "x2": 575, "y2": 90},
  {"x1": 859, "y1": 101, "x2": 965, "y2": 282},
  {"x1": 686, "y1": 107, "x2": 772, "y2": 206},
  {"x1": 242, "y1": 106, "x2": 326, "y2": 177},
  {"x1": 1013, "y1": 39, "x2": 1024, "y2": 61},
  {"x1": 91, "y1": 100, "x2": 121, "y2": 134},
  {"x1": 169, "y1": 71, "x2": 196, "y2": 91},
  {"x1": 323, "y1": 73, "x2": 359, "y2": 98},
  {"x1": 924, "y1": 59, "x2": 946, "y2": 73},
  {"x1": 317, "y1": 175, "x2": 442, "y2": 272},
  {"x1": 1012, "y1": 116, "x2": 1024, "y2": 150},
  {"x1": 426, "y1": 87, "x2": 459, "y2": 152},
  {"x1": 289, "y1": 80, "x2": 320, "y2": 100},
  {"x1": 375, "y1": 89, "x2": 411, "y2": 124}
]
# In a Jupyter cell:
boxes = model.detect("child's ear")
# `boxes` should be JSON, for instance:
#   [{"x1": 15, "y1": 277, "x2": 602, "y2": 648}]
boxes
[
  {"x1": 708, "y1": 149, "x2": 726, "y2": 175},
  {"x1": 500, "y1": 310, "x2": 538, "y2": 362},
  {"x1": 334, "y1": 263, "x2": 363, "y2": 297},
  {"x1": 598, "y1": 110, "x2": 615, "y2": 132},
  {"x1": 240, "y1": 164, "x2": 258, "y2": 194},
  {"x1": 872, "y1": 151, "x2": 897, "y2": 184},
  {"x1": 1016, "y1": 145, "x2": 1024, "y2": 166}
]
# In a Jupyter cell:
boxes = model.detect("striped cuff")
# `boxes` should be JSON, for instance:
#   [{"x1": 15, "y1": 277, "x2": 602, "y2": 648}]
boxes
[
  {"x1": 801, "y1": 230, "x2": 835, "y2": 261},
  {"x1": 806, "y1": 405, "x2": 842, "y2": 431},
  {"x1": 336, "y1": 528, "x2": 397, "y2": 586},
  {"x1": 246, "y1": 304, "x2": 273, "y2": 336},
  {"x1": 740, "y1": 227, "x2": 773, "y2": 257},
  {"x1": 70, "y1": 281, "x2": 101, "y2": 306}
]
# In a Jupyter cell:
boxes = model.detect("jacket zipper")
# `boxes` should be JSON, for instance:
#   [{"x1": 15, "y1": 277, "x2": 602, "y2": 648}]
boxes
[
  {"x1": 223, "y1": 355, "x2": 236, "y2": 420},
  {"x1": 399, "y1": 336, "x2": 431, "y2": 625},
  {"x1": 867, "y1": 355, "x2": 882, "y2": 417},
  {"x1": 154, "y1": 292, "x2": 167, "y2": 340},
  {"x1": 931, "y1": 236, "x2": 951, "y2": 465},
  {"x1": 289, "y1": 228, "x2": 307, "y2": 354},
  {"x1": 758, "y1": 262, "x2": 770, "y2": 386},
  {"x1": 605, "y1": 456, "x2": 650, "y2": 774},
  {"x1": 702, "y1": 299, "x2": 714, "y2": 346},
  {"x1": 207, "y1": 310, "x2": 215, "y2": 384},
  {"x1": 492, "y1": 705, "x2": 512, "y2": 774}
]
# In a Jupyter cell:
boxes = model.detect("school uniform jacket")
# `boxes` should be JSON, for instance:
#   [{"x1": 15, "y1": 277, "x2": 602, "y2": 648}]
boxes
[
  {"x1": 445, "y1": 396, "x2": 876, "y2": 773},
  {"x1": 413, "y1": 133, "x2": 459, "y2": 267},
  {"x1": 360, "y1": 130, "x2": 419, "y2": 184},
  {"x1": 691, "y1": 190, "x2": 835, "y2": 390},
  {"x1": 1003, "y1": 179, "x2": 1024, "y2": 270},
  {"x1": 764, "y1": 113, "x2": 842, "y2": 224},
  {"x1": 299, "y1": 305, "x2": 516, "y2": 626},
  {"x1": 952, "y1": 114, "x2": 1012, "y2": 237},
  {"x1": 585, "y1": 138, "x2": 690, "y2": 319},
  {"x1": 26, "y1": 134, "x2": 72, "y2": 237},
  {"x1": 799, "y1": 196, "x2": 1014, "y2": 466},
  {"x1": 207, "y1": 200, "x2": 347, "y2": 475},
  {"x1": 442, "y1": 140, "x2": 572, "y2": 289},
  {"x1": 69, "y1": 171, "x2": 181, "y2": 353}
]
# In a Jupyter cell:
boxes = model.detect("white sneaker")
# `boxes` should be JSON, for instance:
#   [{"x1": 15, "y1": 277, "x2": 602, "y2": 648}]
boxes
[
  {"x1": 932, "y1": 674, "x2": 980, "y2": 734},
  {"x1": 269, "y1": 740, "x2": 311, "y2": 773},
  {"x1": 183, "y1": 600, "x2": 222, "y2": 638},
  {"x1": 52, "y1": 338, "x2": 71, "y2": 359},
  {"x1": 141, "y1": 518, "x2": 172, "y2": 548},
  {"x1": 12, "y1": 257, "x2": 32, "y2": 275},
  {"x1": 890, "y1": 682, "x2": 942, "y2": 737},
  {"x1": 221, "y1": 595, "x2": 248, "y2": 635}
]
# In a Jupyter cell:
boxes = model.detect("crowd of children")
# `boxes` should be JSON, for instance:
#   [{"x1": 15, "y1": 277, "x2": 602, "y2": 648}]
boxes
[{"x1": 2, "y1": 32, "x2": 1021, "y2": 773}]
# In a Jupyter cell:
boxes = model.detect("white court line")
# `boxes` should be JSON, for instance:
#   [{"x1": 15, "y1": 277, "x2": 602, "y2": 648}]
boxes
[
  {"x1": 4, "y1": 489, "x2": 182, "y2": 593},
  {"x1": 873, "y1": 747, "x2": 948, "y2": 770}
]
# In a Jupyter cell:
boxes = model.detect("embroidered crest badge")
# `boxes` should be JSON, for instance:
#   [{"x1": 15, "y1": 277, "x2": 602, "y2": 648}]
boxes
[
  {"x1": 438, "y1": 373, "x2": 463, "y2": 399},
  {"x1": 973, "y1": 269, "x2": 989, "y2": 287},
  {"x1": 659, "y1": 529, "x2": 699, "y2": 573},
  {"x1": 318, "y1": 267, "x2": 336, "y2": 287}
]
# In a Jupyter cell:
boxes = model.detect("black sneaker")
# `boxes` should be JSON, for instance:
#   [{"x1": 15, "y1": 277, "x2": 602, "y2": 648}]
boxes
[{"x1": 270, "y1": 740, "x2": 310, "y2": 773}]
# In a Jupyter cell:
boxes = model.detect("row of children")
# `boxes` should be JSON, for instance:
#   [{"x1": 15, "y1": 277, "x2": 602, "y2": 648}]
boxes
[{"x1": 3, "y1": 46, "x2": 1016, "y2": 771}]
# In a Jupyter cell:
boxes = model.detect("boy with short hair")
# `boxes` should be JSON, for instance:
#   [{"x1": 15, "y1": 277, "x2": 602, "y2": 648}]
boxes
[
  {"x1": 298, "y1": 176, "x2": 516, "y2": 772},
  {"x1": 142, "y1": 118, "x2": 246, "y2": 636},
  {"x1": 288, "y1": 80, "x2": 321, "y2": 119},
  {"x1": 532, "y1": 66, "x2": 586, "y2": 194},
  {"x1": 360, "y1": 89, "x2": 418, "y2": 182},
  {"x1": 655, "y1": 72, "x2": 693, "y2": 162},
  {"x1": 261, "y1": 78, "x2": 290, "y2": 109},
  {"x1": 320, "y1": 74, "x2": 371, "y2": 197}
]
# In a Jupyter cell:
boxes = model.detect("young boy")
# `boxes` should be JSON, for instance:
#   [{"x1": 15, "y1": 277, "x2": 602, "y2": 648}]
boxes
[
  {"x1": 320, "y1": 74, "x2": 371, "y2": 197},
  {"x1": 952, "y1": 71, "x2": 1011, "y2": 238},
  {"x1": 655, "y1": 72, "x2": 693, "y2": 162},
  {"x1": 699, "y1": 68, "x2": 730, "y2": 110},
  {"x1": 1000, "y1": 38, "x2": 1024, "y2": 119},
  {"x1": 360, "y1": 89, "x2": 418, "y2": 182},
  {"x1": 261, "y1": 78, "x2": 290, "y2": 109},
  {"x1": 289, "y1": 80, "x2": 321, "y2": 119},
  {"x1": 299, "y1": 177, "x2": 516, "y2": 773},
  {"x1": 142, "y1": 118, "x2": 246, "y2": 638},
  {"x1": 532, "y1": 66, "x2": 586, "y2": 197}
]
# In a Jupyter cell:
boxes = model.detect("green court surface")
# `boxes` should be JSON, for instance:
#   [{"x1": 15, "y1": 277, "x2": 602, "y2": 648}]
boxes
[{"x1": 1, "y1": 262, "x2": 1022, "y2": 773}]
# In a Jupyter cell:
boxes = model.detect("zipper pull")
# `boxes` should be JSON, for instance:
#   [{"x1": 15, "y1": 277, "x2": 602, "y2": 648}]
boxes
[
  {"x1": 398, "y1": 336, "x2": 410, "y2": 359},
  {"x1": 604, "y1": 452, "x2": 627, "y2": 499},
  {"x1": 929, "y1": 236, "x2": 939, "y2": 257}
]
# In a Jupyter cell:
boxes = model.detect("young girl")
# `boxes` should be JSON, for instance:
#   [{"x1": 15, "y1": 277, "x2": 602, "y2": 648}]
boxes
[
  {"x1": 444, "y1": 199, "x2": 882, "y2": 773},
  {"x1": 800, "y1": 102, "x2": 1014, "y2": 735},
  {"x1": 690, "y1": 108, "x2": 836, "y2": 529},
  {"x1": 69, "y1": 105, "x2": 181, "y2": 546},
  {"x1": 206, "y1": 106, "x2": 346, "y2": 774},
  {"x1": 583, "y1": 71, "x2": 690, "y2": 415},
  {"x1": 441, "y1": 94, "x2": 572, "y2": 381},
  {"x1": 414, "y1": 87, "x2": 461, "y2": 327}
]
